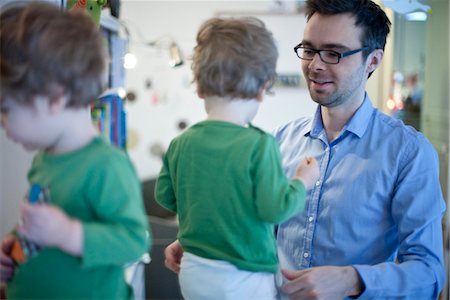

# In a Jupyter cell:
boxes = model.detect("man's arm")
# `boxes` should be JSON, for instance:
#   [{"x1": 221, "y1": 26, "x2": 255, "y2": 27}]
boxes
[{"x1": 352, "y1": 136, "x2": 445, "y2": 299}]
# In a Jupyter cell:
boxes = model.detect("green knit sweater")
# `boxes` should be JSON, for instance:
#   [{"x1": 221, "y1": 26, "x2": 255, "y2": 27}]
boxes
[
  {"x1": 7, "y1": 137, "x2": 150, "y2": 299},
  {"x1": 155, "y1": 120, "x2": 306, "y2": 273}
]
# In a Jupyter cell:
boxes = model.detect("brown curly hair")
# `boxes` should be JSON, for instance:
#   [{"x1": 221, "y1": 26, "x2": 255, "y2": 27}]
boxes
[{"x1": 0, "y1": 2, "x2": 107, "y2": 107}]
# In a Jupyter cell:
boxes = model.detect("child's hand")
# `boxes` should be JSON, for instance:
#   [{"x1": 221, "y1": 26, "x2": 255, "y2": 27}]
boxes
[
  {"x1": 17, "y1": 203, "x2": 83, "y2": 256},
  {"x1": 294, "y1": 157, "x2": 320, "y2": 190},
  {"x1": 0, "y1": 235, "x2": 15, "y2": 283},
  {"x1": 164, "y1": 240, "x2": 183, "y2": 273}
]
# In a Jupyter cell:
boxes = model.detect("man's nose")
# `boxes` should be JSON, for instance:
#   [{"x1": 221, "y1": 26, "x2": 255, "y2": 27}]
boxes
[{"x1": 308, "y1": 53, "x2": 327, "y2": 71}]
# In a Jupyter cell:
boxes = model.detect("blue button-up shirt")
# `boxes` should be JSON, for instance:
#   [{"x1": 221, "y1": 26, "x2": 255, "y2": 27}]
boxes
[{"x1": 275, "y1": 95, "x2": 445, "y2": 299}]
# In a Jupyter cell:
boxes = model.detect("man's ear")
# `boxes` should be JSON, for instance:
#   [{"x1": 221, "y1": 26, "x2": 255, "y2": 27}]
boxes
[{"x1": 366, "y1": 49, "x2": 384, "y2": 75}]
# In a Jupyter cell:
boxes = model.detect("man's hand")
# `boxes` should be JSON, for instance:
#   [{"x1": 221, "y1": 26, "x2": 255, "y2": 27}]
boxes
[
  {"x1": 0, "y1": 235, "x2": 15, "y2": 283},
  {"x1": 164, "y1": 240, "x2": 183, "y2": 273},
  {"x1": 281, "y1": 266, "x2": 363, "y2": 300}
]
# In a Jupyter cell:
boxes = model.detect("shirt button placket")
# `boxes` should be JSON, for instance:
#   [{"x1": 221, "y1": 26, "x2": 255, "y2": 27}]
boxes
[{"x1": 302, "y1": 144, "x2": 329, "y2": 269}]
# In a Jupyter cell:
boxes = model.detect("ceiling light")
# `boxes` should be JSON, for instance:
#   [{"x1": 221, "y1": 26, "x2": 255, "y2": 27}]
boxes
[{"x1": 405, "y1": 11, "x2": 427, "y2": 21}]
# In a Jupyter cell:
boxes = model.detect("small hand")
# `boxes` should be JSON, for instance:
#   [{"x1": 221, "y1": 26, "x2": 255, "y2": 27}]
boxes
[
  {"x1": 294, "y1": 156, "x2": 320, "y2": 189},
  {"x1": 17, "y1": 203, "x2": 82, "y2": 256},
  {"x1": 164, "y1": 240, "x2": 183, "y2": 273},
  {"x1": 0, "y1": 235, "x2": 15, "y2": 283}
]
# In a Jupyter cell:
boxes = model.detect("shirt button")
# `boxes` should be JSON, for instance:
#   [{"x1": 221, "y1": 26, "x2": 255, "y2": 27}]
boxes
[
  {"x1": 308, "y1": 216, "x2": 314, "y2": 222},
  {"x1": 303, "y1": 252, "x2": 309, "y2": 258},
  {"x1": 315, "y1": 180, "x2": 321, "y2": 186}
]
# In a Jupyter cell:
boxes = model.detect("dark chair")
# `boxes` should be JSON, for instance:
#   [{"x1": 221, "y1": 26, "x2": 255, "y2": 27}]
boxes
[{"x1": 142, "y1": 179, "x2": 182, "y2": 300}]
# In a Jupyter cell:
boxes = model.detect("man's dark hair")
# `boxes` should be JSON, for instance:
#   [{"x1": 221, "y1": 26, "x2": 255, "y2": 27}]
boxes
[{"x1": 305, "y1": 0, "x2": 391, "y2": 59}]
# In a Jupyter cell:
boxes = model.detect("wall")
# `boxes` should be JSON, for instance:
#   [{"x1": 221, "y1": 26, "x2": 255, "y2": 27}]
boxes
[
  {"x1": 422, "y1": 2, "x2": 449, "y2": 298},
  {"x1": 422, "y1": 0, "x2": 449, "y2": 201},
  {"x1": 393, "y1": 14, "x2": 427, "y2": 77},
  {"x1": 0, "y1": 132, "x2": 34, "y2": 237}
]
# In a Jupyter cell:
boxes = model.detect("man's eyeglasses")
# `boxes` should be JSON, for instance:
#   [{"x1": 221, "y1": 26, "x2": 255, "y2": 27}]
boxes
[{"x1": 294, "y1": 44, "x2": 369, "y2": 64}]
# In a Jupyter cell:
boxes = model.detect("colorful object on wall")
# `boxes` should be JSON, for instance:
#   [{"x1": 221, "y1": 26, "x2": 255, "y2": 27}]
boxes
[
  {"x1": 67, "y1": 0, "x2": 107, "y2": 26},
  {"x1": 151, "y1": 92, "x2": 160, "y2": 106},
  {"x1": 177, "y1": 120, "x2": 188, "y2": 131},
  {"x1": 150, "y1": 143, "x2": 165, "y2": 161},
  {"x1": 126, "y1": 90, "x2": 137, "y2": 103},
  {"x1": 126, "y1": 128, "x2": 139, "y2": 150}
]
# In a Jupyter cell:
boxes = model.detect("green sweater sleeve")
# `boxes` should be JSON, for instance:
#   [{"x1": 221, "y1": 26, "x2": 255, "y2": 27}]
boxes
[
  {"x1": 251, "y1": 135, "x2": 307, "y2": 224},
  {"x1": 154, "y1": 143, "x2": 177, "y2": 212},
  {"x1": 82, "y1": 155, "x2": 150, "y2": 269}
]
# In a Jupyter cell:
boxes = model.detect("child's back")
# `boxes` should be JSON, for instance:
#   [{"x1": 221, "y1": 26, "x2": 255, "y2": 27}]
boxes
[{"x1": 158, "y1": 120, "x2": 306, "y2": 274}]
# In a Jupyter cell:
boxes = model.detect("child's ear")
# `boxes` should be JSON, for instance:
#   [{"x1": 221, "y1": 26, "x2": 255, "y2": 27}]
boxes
[
  {"x1": 256, "y1": 81, "x2": 270, "y2": 102},
  {"x1": 197, "y1": 90, "x2": 204, "y2": 99},
  {"x1": 49, "y1": 95, "x2": 68, "y2": 114}
]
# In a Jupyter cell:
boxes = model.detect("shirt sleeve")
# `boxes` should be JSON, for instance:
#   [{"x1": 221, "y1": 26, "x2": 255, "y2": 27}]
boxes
[
  {"x1": 251, "y1": 134, "x2": 307, "y2": 224},
  {"x1": 353, "y1": 135, "x2": 446, "y2": 299},
  {"x1": 82, "y1": 154, "x2": 150, "y2": 269},
  {"x1": 154, "y1": 142, "x2": 177, "y2": 213}
]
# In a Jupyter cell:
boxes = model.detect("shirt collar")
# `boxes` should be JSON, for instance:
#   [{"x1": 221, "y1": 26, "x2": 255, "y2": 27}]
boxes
[
  {"x1": 309, "y1": 93, "x2": 375, "y2": 139},
  {"x1": 344, "y1": 93, "x2": 374, "y2": 138}
]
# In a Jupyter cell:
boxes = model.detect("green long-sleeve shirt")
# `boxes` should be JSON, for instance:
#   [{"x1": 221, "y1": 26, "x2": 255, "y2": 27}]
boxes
[
  {"x1": 155, "y1": 120, "x2": 306, "y2": 273},
  {"x1": 7, "y1": 137, "x2": 150, "y2": 299}
]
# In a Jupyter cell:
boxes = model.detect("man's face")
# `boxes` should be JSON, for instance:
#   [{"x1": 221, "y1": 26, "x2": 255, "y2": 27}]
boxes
[{"x1": 301, "y1": 13, "x2": 369, "y2": 108}]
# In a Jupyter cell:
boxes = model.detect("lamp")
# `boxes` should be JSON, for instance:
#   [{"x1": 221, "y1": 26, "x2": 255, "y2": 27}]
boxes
[
  {"x1": 118, "y1": 21, "x2": 184, "y2": 69},
  {"x1": 381, "y1": 0, "x2": 431, "y2": 15},
  {"x1": 168, "y1": 42, "x2": 184, "y2": 67},
  {"x1": 147, "y1": 37, "x2": 184, "y2": 68}
]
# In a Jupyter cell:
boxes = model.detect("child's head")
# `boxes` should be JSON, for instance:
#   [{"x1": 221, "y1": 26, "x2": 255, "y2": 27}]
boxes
[
  {"x1": 192, "y1": 17, "x2": 278, "y2": 100},
  {"x1": 0, "y1": 2, "x2": 106, "y2": 109},
  {"x1": 0, "y1": 2, "x2": 106, "y2": 150}
]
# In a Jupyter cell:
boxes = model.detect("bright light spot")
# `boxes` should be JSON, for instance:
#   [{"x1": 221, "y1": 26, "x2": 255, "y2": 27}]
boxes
[
  {"x1": 124, "y1": 53, "x2": 137, "y2": 69},
  {"x1": 387, "y1": 98, "x2": 396, "y2": 111},
  {"x1": 405, "y1": 12, "x2": 427, "y2": 22},
  {"x1": 117, "y1": 88, "x2": 127, "y2": 99}
]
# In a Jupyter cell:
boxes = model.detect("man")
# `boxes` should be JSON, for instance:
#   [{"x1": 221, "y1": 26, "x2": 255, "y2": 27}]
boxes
[
  {"x1": 273, "y1": 0, "x2": 445, "y2": 299},
  {"x1": 156, "y1": 0, "x2": 446, "y2": 299}
]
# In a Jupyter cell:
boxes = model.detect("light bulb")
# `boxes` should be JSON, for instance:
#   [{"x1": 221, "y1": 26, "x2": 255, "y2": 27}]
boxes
[{"x1": 124, "y1": 52, "x2": 137, "y2": 69}]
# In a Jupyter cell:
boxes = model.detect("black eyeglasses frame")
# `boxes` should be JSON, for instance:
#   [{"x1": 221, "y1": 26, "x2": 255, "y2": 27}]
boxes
[{"x1": 293, "y1": 44, "x2": 370, "y2": 64}]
